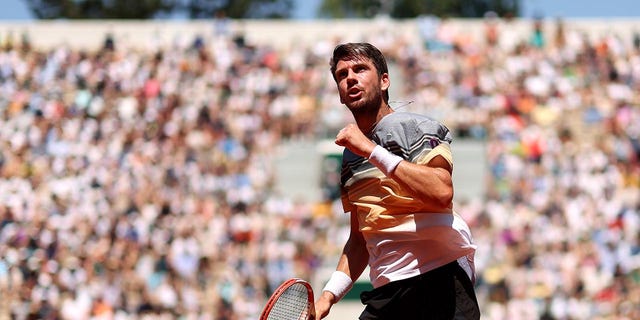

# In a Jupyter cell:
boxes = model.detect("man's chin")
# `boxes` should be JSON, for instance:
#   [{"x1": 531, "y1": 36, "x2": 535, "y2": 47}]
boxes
[{"x1": 346, "y1": 98, "x2": 365, "y2": 109}]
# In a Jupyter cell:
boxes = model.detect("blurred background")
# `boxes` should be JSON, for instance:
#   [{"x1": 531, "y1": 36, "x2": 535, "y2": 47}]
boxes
[{"x1": 0, "y1": 1, "x2": 639, "y2": 319}]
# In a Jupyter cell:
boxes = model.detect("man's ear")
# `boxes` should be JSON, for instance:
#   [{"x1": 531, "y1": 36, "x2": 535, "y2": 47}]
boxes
[{"x1": 381, "y1": 73, "x2": 390, "y2": 92}]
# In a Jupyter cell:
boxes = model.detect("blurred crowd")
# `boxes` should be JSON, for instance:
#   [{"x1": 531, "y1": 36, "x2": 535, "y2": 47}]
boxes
[
  {"x1": 398, "y1": 16, "x2": 640, "y2": 320},
  {"x1": 0, "y1": 16, "x2": 638, "y2": 320}
]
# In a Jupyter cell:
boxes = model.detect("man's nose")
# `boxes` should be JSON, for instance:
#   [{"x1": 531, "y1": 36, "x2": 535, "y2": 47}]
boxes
[{"x1": 346, "y1": 70, "x2": 357, "y2": 83}]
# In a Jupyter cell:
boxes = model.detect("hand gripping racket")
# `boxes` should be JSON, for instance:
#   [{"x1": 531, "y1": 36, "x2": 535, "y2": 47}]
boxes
[{"x1": 260, "y1": 278, "x2": 316, "y2": 320}]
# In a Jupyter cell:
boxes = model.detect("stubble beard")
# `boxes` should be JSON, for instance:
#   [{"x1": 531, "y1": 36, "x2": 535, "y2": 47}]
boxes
[{"x1": 347, "y1": 92, "x2": 383, "y2": 120}]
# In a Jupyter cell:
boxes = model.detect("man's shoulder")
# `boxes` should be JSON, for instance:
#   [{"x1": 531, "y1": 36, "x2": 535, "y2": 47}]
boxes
[
  {"x1": 380, "y1": 111, "x2": 447, "y2": 133},
  {"x1": 378, "y1": 111, "x2": 452, "y2": 144},
  {"x1": 382, "y1": 111, "x2": 440, "y2": 125}
]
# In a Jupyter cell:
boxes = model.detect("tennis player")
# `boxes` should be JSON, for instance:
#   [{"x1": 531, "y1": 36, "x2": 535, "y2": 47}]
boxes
[{"x1": 315, "y1": 42, "x2": 480, "y2": 319}]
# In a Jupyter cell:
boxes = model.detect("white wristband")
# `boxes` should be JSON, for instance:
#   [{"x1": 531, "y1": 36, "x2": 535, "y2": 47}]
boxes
[
  {"x1": 368, "y1": 145, "x2": 403, "y2": 175},
  {"x1": 322, "y1": 271, "x2": 353, "y2": 302}
]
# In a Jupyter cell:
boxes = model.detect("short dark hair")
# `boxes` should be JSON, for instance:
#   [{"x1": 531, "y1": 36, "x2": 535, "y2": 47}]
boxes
[{"x1": 330, "y1": 42, "x2": 389, "y2": 102}]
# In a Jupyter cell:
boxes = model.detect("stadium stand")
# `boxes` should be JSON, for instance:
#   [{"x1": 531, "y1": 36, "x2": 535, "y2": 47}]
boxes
[{"x1": 0, "y1": 16, "x2": 638, "y2": 319}]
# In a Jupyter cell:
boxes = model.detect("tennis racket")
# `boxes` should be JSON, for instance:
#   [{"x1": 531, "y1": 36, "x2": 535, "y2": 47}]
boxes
[{"x1": 260, "y1": 278, "x2": 316, "y2": 320}]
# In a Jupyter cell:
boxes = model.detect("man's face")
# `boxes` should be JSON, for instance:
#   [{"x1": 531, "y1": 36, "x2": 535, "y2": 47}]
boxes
[{"x1": 334, "y1": 57, "x2": 389, "y2": 111}]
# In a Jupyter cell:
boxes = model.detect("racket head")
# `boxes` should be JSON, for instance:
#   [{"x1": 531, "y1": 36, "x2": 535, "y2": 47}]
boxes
[{"x1": 260, "y1": 278, "x2": 315, "y2": 320}]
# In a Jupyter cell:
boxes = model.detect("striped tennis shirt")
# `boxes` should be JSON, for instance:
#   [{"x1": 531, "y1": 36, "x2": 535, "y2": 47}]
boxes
[{"x1": 340, "y1": 111, "x2": 476, "y2": 288}]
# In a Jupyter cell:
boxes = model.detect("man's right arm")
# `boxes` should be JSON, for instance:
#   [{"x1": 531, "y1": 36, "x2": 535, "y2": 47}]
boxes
[{"x1": 315, "y1": 210, "x2": 369, "y2": 319}]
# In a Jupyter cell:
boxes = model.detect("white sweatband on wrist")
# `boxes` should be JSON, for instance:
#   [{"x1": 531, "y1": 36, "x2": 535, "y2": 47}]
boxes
[
  {"x1": 368, "y1": 145, "x2": 403, "y2": 175},
  {"x1": 322, "y1": 271, "x2": 353, "y2": 302}
]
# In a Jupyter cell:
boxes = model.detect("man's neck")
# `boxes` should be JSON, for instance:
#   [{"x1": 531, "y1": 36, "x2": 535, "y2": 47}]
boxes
[{"x1": 356, "y1": 102, "x2": 393, "y2": 135}]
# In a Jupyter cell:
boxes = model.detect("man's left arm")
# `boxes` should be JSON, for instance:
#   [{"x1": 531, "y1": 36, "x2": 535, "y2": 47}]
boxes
[
  {"x1": 389, "y1": 155, "x2": 453, "y2": 210},
  {"x1": 336, "y1": 123, "x2": 454, "y2": 211}
]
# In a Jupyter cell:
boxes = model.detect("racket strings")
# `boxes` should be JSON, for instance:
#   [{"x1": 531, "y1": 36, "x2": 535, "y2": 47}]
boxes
[{"x1": 266, "y1": 283, "x2": 311, "y2": 320}]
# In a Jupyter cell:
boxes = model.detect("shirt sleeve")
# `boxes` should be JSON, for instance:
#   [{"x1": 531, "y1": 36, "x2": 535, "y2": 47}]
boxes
[{"x1": 416, "y1": 143, "x2": 453, "y2": 170}]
